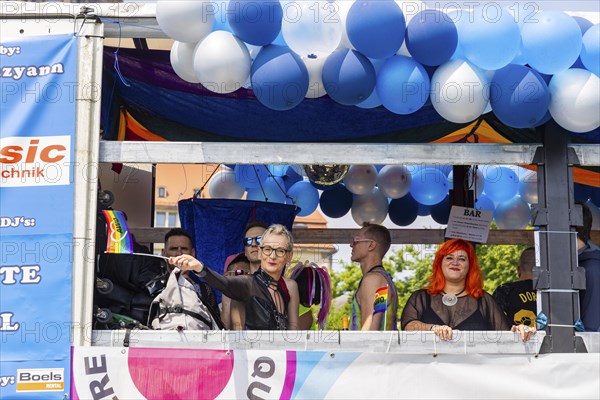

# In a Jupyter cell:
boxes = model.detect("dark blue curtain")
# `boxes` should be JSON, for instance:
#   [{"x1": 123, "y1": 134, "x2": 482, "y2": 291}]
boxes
[{"x1": 179, "y1": 198, "x2": 298, "y2": 301}]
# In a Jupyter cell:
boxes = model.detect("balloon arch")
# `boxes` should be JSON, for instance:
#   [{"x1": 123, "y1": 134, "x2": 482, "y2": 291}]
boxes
[
  {"x1": 206, "y1": 163, "x2": 600, "y2": 229},
  {"x1": 158, "y1": 0, "x2": 600, "y2": 227}
]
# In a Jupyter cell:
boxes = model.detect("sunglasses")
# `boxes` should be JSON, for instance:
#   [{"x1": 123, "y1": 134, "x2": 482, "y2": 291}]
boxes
[
  {"x1": 352, "y1": 236, "x2": 375, "y2": 245},
  {"x1": 243, "y1": 235, "x2": 263, "y2": 247},
  {"x1": 225, "y1": 269, "x2": 248, "y2": 277}
]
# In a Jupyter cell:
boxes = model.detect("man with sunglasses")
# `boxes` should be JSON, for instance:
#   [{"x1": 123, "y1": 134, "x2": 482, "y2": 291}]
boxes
[
  {"x1": 243, "y1": 221, "x2": 269, "y2": 274},
  {"x1": 220, "y1": 221, "x2": 269, "y2": 329},
  {"x1": 349, "y1": 223, "x2": 398, "y2": 331}
]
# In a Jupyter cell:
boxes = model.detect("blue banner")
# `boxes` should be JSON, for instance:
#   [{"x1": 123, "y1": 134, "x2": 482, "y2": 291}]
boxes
[{"x1": 1, "y1": 34, "x2": 77, "y2": 399}]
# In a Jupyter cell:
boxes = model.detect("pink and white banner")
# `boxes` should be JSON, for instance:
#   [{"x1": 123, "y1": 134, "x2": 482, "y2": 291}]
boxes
[{"x1": 71, "y1": 346, "x2": 599, "y2": 399}]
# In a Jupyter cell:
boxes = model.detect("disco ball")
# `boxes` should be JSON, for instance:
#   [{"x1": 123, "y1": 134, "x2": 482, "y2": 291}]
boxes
[{"x1": 304, "y1": 165, "x2": 349, "y2": 186}]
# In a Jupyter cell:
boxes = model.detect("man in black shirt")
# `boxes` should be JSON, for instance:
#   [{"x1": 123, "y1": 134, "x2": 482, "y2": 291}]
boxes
[{"x1": 493, "y1": 247, "x2": 537, "y2": 327}]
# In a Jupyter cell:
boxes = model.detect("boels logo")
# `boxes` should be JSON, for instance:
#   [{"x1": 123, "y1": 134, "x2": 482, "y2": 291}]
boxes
[
  {"x1": 16, "y1": 368, "x2": 64, "y2": 392},
  {"x1": 0, "y1": 135, "x2": 71, "y2": 187}
]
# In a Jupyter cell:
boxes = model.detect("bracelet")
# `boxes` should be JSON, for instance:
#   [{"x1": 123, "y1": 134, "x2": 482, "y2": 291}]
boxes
[{"x1": 430, "y1": 324, "x2": 437, "y2": 331}]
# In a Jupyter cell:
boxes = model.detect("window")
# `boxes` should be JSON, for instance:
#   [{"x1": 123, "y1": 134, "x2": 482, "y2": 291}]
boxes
[
  {"x1": 158, "y1": 187, "x2": 166, "y2": 198},
  {"x1": 168, "y1": 213, "x2": 177, "y2": 227},
  {"x1": 155, "y1": 212, "x2": 166, "y2": 227}
]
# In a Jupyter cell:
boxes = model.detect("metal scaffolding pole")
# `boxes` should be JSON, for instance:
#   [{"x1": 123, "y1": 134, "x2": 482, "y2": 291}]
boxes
[{"x1": 534, "y1": 121, "x2": 587, "y2": 353}]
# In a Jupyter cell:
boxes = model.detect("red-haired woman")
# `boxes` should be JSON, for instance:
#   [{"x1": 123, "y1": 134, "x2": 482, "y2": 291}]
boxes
[{"x1": 401, "y1": 238, "x2": 536, "y2": 342}]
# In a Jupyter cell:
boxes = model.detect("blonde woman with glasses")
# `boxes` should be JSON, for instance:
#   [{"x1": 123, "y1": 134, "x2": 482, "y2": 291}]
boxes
[{"x1": 170, "y1": 224, "x2": 299, "y2": 330}]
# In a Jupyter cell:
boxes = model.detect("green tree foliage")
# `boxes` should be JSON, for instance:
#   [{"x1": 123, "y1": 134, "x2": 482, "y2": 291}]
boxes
[
  {"x1": 326, "y1": 243, "x2": 525, "y2": 330},
  {"x1": 476, "y1": 244, "x2": 527, "y2": 293}
]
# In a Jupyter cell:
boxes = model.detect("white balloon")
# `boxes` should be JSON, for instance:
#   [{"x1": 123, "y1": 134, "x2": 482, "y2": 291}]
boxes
[
  {"x1": 344, "y1": 165, "x2": 378, "y2": 195},
  {"x1": 245, "y1": 43, "x2": 262, "y2": 61},
  {"x1": 430, "y1": 59, "x2": 490, "y2": 123},
  {"x1": 208, "y1": 169, "x2": 245, "y2": 199},
  {"x1": 549, "y1": 69, "x2": 600, "y2": 133},
  {"x1": 170, "y1": 41, "x2": 200, "y2": 83},
  {"x1": 351, "y1": 187, "x2": 389, "y2": 225},
  {"x1": 193, "y1": 31, "x2": 251, "y2": 94},
  {"x1": 377, "y1": 165, "x2": 412, "y2": 199},
  {"x1": 282, "y1": 0, "x2": 343, "y2": 59},
  {"x1": 157, "y1": 1, "x2": 215, "y2": 43},
  {"x1": 448, "y1": 168, "x2": 485, "y2": 197},
  {"x1": 242, "y1": 43, "x2": 262, "y2": 89},
  {"x1": 494, "y1": 196, "x2": 531, "y2": 229},
  {"x1": 336, "y1": 0, "x2": 354, "y2": 49},
  {"x1": 519, "y1": 170, "x2": 538, "y2": 204},
  {"x1": 302, "y1": 56, "x2": 327, "y2": 98}
]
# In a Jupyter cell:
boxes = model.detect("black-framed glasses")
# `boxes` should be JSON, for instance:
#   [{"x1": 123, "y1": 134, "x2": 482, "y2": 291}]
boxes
[
  {"x1": 243, "y1": 235, "x2": 263, "y2": 247},
  {"x1": 260, "y1": 246, "x2": 289, "y2": 257}
]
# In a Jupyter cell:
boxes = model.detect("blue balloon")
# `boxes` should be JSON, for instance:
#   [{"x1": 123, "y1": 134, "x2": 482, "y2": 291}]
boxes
[
  {"x1": 283, "y1": 165, "x2": 307, "y2": 190},
  {"x1": 227, "y1": 0, "x2": 283, "y2": 45},
  {"x1": 417, "y1": 202, "x2": 431, "y2": 217},
  {"x1": 346, "y1": 1, "x2": 406, "y2": 59},
  {"x1": 212, "y1": 0, "x2": 232, "y2": 32},
  {"x1": 460, "y1": 7, "x2": 520, "y2": 70},
  {"x1": 581, "y1": 24, "x2": 600, "y2": 76},
  {"x1": 446, "y1": 9, "x2": 470, "y2": 60},
  {"x1": 410, "y1": 168, "x2": 449, "y2": 206},
  {"x1": 406, "y1": 9, "x2": 457, "y2": 66},
  {"x1": 282, "y1": 173, "x2": 302, "y2": 192},
  {"x1": 573, "y1": 16, "x2": 594, "y2": 34},
  {"x1": 570, "y1": 17, "x2": 594, "y2": 69},
  {"x1": 377, "y1": 56, "x2": 430, "y2": 115},
  {"x1": 430, "y1": 196, "x2": 451, "y2": 225},
  {"x1": 408, "y1": 164, "x2": 451, "y2": 177},
  {"x1": 272, "y1": 28, "x2": 287, "y2": 46},
  {"x1": 533, "y1": 111, "x2": 552, "y2": 127},
  {"x1": 438, "y1": 165, "x2": 453, "y2": 177},
  {"x1": 251, "y1": 45, "x2": 309, "y2": 111},
  {"x1": 356, "y1": 58, "x2": 385, "y2": 109},
  {"x1": 235, "y1": 164, "x2": 268, "y2": 189},
  {"x1": 389, "y1": 194, "x2": 419, "y2": 226},
  {"x1": 476, "y1": 194, "x2": 495, "y2": 212},
  {"x1": 574, "y1": 183, "x2": 593, "y2": 202},
  {"x1": 322, "y1": 48, "x2": 376, "y2": 106},
  {"x1": 319, "y1": 184, "x2": 353, "y2": 218},
  {"x1": 267, "y1": 164, "x2": 290, "y2": 177},
  {"x1": 287, "y1": 181, "x2": 319, "y2": 217},
  {"x1": 521, "y1": 11, "x2": 582, "y2": 75},
  {"x1": 482, "y1": 166, "x2": 519, "y2": 203},
  {"x1": 490, "y1": 64, "x2": 550, "y2": 128},
  {"x1": 247, "y1": 176, "x2": 286, "y2": 203}
]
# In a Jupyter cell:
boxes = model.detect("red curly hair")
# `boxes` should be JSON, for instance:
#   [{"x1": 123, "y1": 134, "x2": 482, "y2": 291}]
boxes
[{"x1": 425, "y1": 238, "x2": 484, "y2": 299}]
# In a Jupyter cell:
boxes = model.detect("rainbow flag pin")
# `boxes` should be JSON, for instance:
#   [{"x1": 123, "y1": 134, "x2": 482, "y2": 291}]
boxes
[{"x1": 373, "y1": 286, "x2": 388, "y2": 315}]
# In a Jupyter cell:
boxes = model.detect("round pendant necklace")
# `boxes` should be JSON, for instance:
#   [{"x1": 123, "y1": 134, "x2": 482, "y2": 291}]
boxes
[{"x1": 442, "y1": 289, "x2": 465, "y2": 306}]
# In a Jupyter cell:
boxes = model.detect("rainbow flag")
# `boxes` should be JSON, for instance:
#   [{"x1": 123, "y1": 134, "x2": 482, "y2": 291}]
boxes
[
  {"x1": 102, "y1": 210, "x2": 134, "y2": 254},
  {"x1": 373, "y1": 286, "x2": 388, "y2": 315}
]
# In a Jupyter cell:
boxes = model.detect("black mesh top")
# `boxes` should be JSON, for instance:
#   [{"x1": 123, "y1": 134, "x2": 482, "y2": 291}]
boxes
[{"x1": 401, "y1": 289, "x2": 512, "y2": 330}]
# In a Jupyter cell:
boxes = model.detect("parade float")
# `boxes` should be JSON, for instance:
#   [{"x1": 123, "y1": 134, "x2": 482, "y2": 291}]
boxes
[{"x1": 0, "y1": 1, "x2": 599, "y2": 398}]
